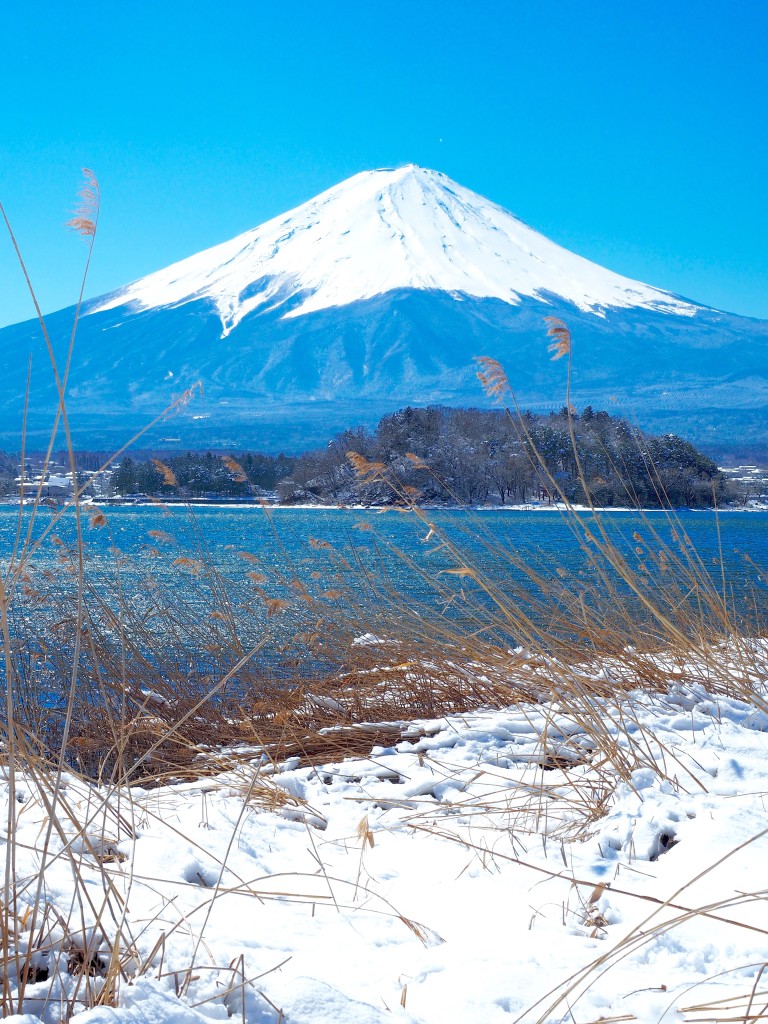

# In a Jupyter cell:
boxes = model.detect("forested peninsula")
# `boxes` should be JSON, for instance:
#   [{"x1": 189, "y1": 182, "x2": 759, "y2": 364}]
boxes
[{"x1": 105, "y1": 406, "x2": 726, "y2": 508}]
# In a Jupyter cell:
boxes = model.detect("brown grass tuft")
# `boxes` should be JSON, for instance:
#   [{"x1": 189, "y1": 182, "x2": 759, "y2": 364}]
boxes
[
  {"x1": 147, "y1": 529, "x2": 175, "y2": 544},
  {"x1": 221, "y1": 455, "x2": 248, "y2": 483},
  {"x1": 346, "y1": 451, "x2": 388, "y2": 483},
  {"x1": 474, "y1": 356, "x2": 511, "y2": 402},
  {"x1": 545, "y1": 316, "x2": 572, "y2": 360},
  {"x1": 87, "y1": 508, "x2": 107, "y2": 529},
  {"x1": 66, "y1": 168, "x2": 99, "y2": 239},
  {"x1": 151, "y1": 459, "x2": 178, "y2": 487}
]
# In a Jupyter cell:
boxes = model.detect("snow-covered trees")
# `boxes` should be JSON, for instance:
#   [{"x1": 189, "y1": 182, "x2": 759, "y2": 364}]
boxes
[
  {"x1": 281, "y1": 406, "x2": 726, "y2": 507},
  {"x1": 105, "y1": 407, "x2": 725, "y2": 507}
]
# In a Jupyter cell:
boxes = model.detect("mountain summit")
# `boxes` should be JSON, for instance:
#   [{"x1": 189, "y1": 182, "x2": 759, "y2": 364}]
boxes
[
  {"x1": 1, "y1": 165, "x2": 766, "y2": 451},
  {"x1": 91, "y1": 165, "x2": 695, "y2": 332}
]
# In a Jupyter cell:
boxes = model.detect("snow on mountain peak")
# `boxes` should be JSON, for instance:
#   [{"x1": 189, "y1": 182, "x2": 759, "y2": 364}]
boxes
[{"x1": 90, "y1": 165, "x2": 697, "y2": 335}]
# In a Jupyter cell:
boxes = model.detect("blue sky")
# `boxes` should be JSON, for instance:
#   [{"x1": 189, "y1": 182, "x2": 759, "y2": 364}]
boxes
[{"x1": 1, "y1": 0, "x2": 767, "y2": 327}]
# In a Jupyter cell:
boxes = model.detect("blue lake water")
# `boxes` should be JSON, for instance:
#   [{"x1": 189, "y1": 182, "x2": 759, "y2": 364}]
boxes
[
  {"x1": 4, "y1": 503, "x2": 767, "y2": 625},
  {"x1": 2, "y1": 504, "x2": 767, "y2": 718}
]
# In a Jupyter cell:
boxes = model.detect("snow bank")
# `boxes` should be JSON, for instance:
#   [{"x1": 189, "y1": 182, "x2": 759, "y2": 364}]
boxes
[{"x1": 2, "y1": 676, "x2": 768, "y2": 1022}]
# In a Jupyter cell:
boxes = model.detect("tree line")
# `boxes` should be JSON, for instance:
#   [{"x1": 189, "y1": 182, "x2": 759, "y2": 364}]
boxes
[
  {"x1": 111, "y1": 451, "x2": 295, "y2": 498},
  {"x1": 275, "y1": 405, "x2": 726, "y2": 507},
  {"x1": 4, "y1": 406, "x2": 728, "y2": 507}
]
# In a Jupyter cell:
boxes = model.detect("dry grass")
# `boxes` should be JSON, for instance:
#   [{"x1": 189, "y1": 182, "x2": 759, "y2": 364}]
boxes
[{"x1": 2, "y1": 173, "x2": 768, "y2": 1020}]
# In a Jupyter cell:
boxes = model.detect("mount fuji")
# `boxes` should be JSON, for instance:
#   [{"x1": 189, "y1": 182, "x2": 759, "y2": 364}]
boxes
[{"x1": 1, "y1": 164, "x2": 766, "y2": 452}]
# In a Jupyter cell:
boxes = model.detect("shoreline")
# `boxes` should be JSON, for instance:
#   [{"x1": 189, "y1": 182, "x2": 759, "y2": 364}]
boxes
[{"x1": 3, "y1": 498, "x2": 765, "y2": 513}]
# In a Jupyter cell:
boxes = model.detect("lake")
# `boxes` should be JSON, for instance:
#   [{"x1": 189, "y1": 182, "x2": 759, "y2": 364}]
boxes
[
  {"x1": 1, "y1": 503, "x2": 767, "y2": 739},
  {"x1": 4, "y1": 503, "x2": 767, "y2": 646}
]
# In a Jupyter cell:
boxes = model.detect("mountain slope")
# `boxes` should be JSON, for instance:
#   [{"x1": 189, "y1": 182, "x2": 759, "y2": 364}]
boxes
[
  {"x1": 90, "y1": 165, "x2": 697, "y2": 328},
  {"x1": 0, "y1": 165, "x2": 766, "y2": 451}
]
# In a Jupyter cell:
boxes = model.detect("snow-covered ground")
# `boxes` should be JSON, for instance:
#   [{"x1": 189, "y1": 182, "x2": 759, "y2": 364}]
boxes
[{"x1": 4, "y1": 671, "x2": 768, "y2": 1024}]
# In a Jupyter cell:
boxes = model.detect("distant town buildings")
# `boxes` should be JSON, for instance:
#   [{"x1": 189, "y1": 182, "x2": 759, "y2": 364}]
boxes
[
  {"x1": 719, "y1": 465, "x2": 768, "y2": 505},
  {"x1": 14, "y1": 459, "x2": 113, "y2": 503}
]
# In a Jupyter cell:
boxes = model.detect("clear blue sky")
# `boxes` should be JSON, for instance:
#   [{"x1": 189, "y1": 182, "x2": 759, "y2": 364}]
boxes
[{"x1": 1, "y1": 0, "x2": 767, "y2": 328}]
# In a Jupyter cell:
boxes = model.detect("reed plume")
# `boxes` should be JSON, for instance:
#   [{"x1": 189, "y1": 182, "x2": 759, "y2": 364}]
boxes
[
  {"x1": 474, "y1": 356, "x2": 511, "y2": 402},
  {"x1": 221, "y1": 455, "x2": 248, "y2": 483},
  {"x1": 65, "y1": 168, "x2": 99, "y2": 239},
  {"x1": 346, "y1": 451, "x2": 387, "y2": 483},
  {"x1": 151, "y1": 459, "x2": 178, "y2": 487},
  {"x1": 545, "y1": 317, "x2": 572, "y2": 360}
]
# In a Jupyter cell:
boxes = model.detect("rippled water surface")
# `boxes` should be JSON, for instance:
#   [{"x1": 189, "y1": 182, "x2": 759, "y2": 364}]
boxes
[
  {"x1": 4, "y1": 505, "x2": 767, "y2": 600},
  {"x1": 2, "y1": 504, "x2": 767, "y2": 707}
]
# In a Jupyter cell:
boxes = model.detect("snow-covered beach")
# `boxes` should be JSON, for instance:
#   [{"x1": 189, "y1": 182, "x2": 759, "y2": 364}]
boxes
[{"x1": 4, "y1": 643, "x2": 768, "y2": 1024}]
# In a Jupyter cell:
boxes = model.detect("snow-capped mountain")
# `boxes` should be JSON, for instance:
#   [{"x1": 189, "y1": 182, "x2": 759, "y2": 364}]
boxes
[
  {"x1": 0, "y1": 164, "x2": 766, "y2": 452},
  {"x1": 91, "y1": 165, "x2": 696, "y2": 330}
]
